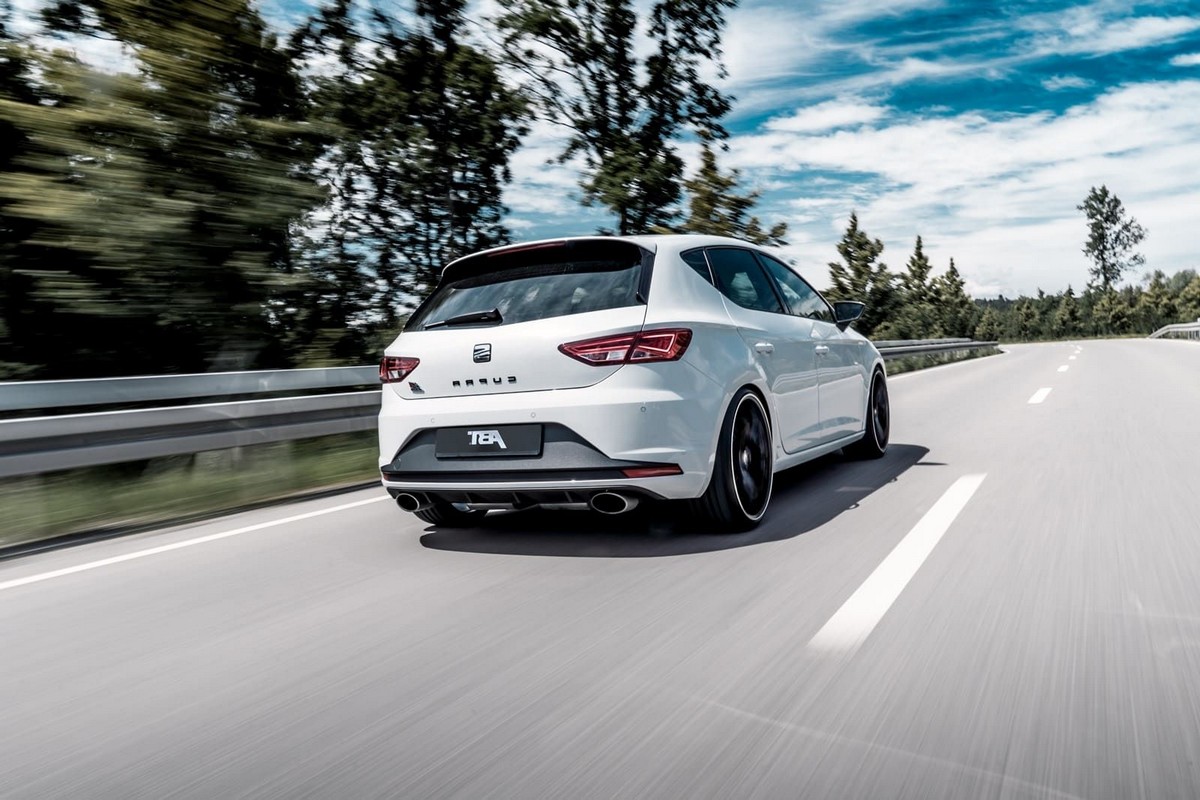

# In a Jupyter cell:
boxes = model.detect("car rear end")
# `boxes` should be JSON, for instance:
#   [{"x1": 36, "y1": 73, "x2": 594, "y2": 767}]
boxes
[{"x1": 377, "y1": 238, "x2": 724, "y2": 516}]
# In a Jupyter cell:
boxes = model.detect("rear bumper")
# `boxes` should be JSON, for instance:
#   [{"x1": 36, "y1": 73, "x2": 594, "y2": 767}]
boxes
[{"x1": 377, "y1": 362, "x2": 723, "y2": 500}]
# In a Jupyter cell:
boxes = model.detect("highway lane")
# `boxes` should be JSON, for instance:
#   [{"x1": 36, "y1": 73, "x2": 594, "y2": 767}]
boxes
[{"x1": 2, "y1": 339, "x2": 1199, "y2": 798}]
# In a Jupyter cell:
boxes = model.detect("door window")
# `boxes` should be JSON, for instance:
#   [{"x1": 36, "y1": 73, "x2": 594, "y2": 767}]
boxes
[
  {"x1": 706, "y1": 248, "x2": 783, "y2": 314},
  {"x1": 756, "y1": 254, "x2": 833, "y2": 322}
]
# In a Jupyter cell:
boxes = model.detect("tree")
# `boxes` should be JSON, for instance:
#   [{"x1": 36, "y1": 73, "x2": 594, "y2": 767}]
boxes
[
  {"x1": 0, "y1": 0, "x2": 41, "y2": 377},
  {"x1": 1136, "y1": 270, "x2": 1176, "y2": 334},
  {"x1": 974, "y1": 306, "x2": 1003, "y2": 341},
  {"x1": 669, "y1": 138, "x2": 786, "y2": 246},
  {"x1": 934, "y1": 258, "x2": 976, "y2": 338},
  {"x1": 1051, "y1": 286, "x2": 1080, "y2": 339},
  {"x1": 1077, "y1": 185, "x2": 1147, "y2": 293},
  {"x1": 826, "y1": 212, "x2": 897, "y2": 337},
  {"x1": 1179, "y1": 274, "x2": 1200, "y2": 323},
  {"x1": 4, "y1": 0, "x2": 320, "y2": 377},
  {"x1": 287, "y1": 0, "x2": 526, "y2": 361},
  {"x1": 1092, "y1": 289, "x2": 1131, "y2": 336},
  {"x1": 891, "y1": 235, "x2": 938, "y2": 338},
  {"x1": 1015, "y1": 299, "x2": 1040, "y2": 341},
  {"x1": 497, "y1": 0, "x2": 735, "y2": 234}
]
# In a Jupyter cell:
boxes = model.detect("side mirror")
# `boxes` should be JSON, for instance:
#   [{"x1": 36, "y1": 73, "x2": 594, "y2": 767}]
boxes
[{"x1": 833, "y1": 301, "x2": 865, "y2": 331}]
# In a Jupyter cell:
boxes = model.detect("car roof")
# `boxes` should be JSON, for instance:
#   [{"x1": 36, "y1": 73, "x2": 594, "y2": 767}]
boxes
[{"x1": 443, "y1": 234, "x2": 777, "y2": 272}]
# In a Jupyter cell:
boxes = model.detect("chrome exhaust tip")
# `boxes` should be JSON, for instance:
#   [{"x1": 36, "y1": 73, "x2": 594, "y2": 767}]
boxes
[
  {"x1": 589, "y1": 492, "x2": 639, "y2": 515},
  {"x1": 395, "y1": 492, "x2": 431, "y2": 513}
]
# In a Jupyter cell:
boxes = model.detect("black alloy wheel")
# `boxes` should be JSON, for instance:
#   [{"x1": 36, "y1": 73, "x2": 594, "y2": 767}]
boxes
[
  {"x1": 847, "y1": 369, "x2": 889, "y2": 459},
  {"x1": 691, "y1": 388, "x2": 774, "y2": 532}
]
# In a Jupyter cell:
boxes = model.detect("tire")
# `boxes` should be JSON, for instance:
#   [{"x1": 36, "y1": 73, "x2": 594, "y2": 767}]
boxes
[
  {"x1": 414, "y1": 502, "x2": 486, "y2": 528},
  {"x1": 846, "y1": 369, "x2": 889, "y2": 459},
  {"x1": 690, "y1": 388, "x2": 774, "y2": 532}
]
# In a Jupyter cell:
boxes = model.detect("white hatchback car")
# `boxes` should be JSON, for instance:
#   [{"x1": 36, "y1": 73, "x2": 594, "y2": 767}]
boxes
[{"x1": 378, "y1": 234, "x2": 889, "y2": 531}]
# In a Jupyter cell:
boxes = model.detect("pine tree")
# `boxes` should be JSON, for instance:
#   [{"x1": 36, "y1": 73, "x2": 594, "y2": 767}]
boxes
[
  {"x1": 1077, "y1": 185, "x2": 1147, "y2": 293},
  {"x1": 892, "y1": 236, "x2": 938, "y2": 337},
  {"x1": 1052, "y1": 286, "x2": 1080, "y2": 339},
  {"x1": 933, "y1": 258, "x2": 976, "y2": 338},
  {"x1": 974, "y1": 306, "x2": 1003, "y2": 341},
  {"x1": 1136, "y1": 270, "x2": 1176, "y2": 334},
  {"x1": 498, "y1": 0, "x2": 735, "y2": 234},
  {"x1": 1179, "y1": 274, "x2": 1200, "y2": 323},
  {"x1": 669, "y1": 139, "x2": 786, "y2": 246},
  {"x1": 826, "y1": 212, "x2": 896, "y2": 337}
]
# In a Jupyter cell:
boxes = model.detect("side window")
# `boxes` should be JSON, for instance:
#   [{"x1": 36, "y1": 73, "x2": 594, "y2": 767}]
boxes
[
  {"x1": 706, "y1": 248, "x2": 783, "y2": 314},
  {"x1": 681, "y1": 249, "x2": 713, "y2": 285},
  {"x1": 756, "y1": 253, "x2": 832, "y2": 322}
]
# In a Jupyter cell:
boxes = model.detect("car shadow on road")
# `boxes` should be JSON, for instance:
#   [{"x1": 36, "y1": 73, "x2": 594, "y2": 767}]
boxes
[{"x1": 419, "y1": 443, "x2": 931, "y2": 558}]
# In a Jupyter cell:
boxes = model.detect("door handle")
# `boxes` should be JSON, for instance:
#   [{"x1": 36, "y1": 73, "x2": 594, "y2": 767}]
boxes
[
  {"x1": 754, "y1": 342, "x2": 774, "y2": 355},
  {"x1": 815, "y1": 345, "x2": 830, "y2": 355}
]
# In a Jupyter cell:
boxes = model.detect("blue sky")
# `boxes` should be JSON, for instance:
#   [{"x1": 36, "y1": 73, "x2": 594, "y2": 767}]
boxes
[
  {"x1": 21, "y1": 0, "x2": 1200, "y2": 297},
  {"x1": 488, "y1": 0, "x2": 1200, "y2": 297}
]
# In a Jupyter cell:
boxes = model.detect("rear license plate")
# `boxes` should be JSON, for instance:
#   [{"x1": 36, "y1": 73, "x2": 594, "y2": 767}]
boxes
[{"x1": 434, "y1": 424, "x2": 543, "y2": 458}]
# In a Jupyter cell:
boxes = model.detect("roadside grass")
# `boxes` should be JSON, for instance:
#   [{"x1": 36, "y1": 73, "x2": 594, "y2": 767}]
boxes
[
  {"x1": 2, "y1": 347, "x2": 1004, "y2": 551},
  {"x1": 0, "y1": 432, "x2": 378, "y2": 550}
]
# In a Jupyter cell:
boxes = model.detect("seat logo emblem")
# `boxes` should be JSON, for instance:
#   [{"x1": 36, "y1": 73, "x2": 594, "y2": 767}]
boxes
[
  {"x1": 473, "y1": 343, "x2": 492, "y2": 363},
  {"x1": 468, "y1": 430, "x2": 507, "y2": 449}
]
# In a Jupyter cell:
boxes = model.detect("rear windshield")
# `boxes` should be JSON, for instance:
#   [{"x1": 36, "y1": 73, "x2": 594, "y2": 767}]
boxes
[{"x1": 407, "y1": 241, "x2": 648, "y2": 330}]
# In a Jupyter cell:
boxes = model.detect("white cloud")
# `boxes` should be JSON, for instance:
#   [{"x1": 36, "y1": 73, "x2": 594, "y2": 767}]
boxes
[
  {"x1": 1042, "y1": 75, "x2": 1093, "y2": 91},
  {"x1": 1021, "y1": 10, "x2": 1200, "y2": 58},
  {"x1": 1171, "y1": 52, "x2": 1200, "y2": 67},
  {"x1": 726, "y1": 80, "x2": 1200, "y2": 296},
  {"x1": 766, "y1": 99, "x2": 888, "y2": 133}
]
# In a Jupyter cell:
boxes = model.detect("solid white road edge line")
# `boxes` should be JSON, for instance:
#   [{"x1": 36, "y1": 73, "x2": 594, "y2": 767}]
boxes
[
  {"x1": 809, "y1": 474, "x2": 987, "y2": 654},
  {"x1": 0, "y1": 495, "x2": 389, "y2": 593},
  {"x1": 1057, "y1": 365, "x2": 1070, "y2": 372},
  {"x1": 1028, "y1": 388, "x2": 1052, "y2": 404}
]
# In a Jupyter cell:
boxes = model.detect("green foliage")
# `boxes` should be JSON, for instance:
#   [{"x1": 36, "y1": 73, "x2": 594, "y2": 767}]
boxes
[
  {"x1": 497, "y1": 0, "x2": 735, "y2": 234},
  {"x1": 933, "y1": 258, "x2": 977, "y2": 337},
  {"x1": 2, "y1": 0, "x2": 318, "y2": 377},
  {"x1": 286, "y1": 0, "x2": 526, "y2": 364},
  {"x1": 666, "y1": 139, "x2": 787, "y2": 246},
  {"x1": 1051, "y1": 286, "x2": 1080, "y2": 338},
  {"x1": 1077, "y1": 185, "x2": 1147, "y2": 293},
  {"x1": 825, "y1": 212, "x2": 897, "y2": 337}
]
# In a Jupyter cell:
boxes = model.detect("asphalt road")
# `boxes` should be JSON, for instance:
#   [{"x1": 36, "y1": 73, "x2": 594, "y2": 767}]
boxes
[{"x1": 3, "y1": 339, "x2": 1200, "y2": 799}]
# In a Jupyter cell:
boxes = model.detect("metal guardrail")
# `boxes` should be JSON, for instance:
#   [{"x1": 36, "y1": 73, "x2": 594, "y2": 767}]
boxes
[
  {"x1": 875, "y1": 339, "x2": 996, "y2": 360},
  {"x1": 1148, "y1": 321, "x2": 1200, "y2": 340},
  {"x1": 0, "y1": 338, "x2": 997, "y2": 478}
]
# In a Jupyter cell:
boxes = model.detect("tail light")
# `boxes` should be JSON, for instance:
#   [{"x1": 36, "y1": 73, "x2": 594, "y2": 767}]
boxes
[
  {"x1": 621, "y1": 465, "x2": 683, "y2": 478},
  {"x1": 380, "y1": 356, "x2": 420, "y2": 383},
  {"x1": 559, "y1": 328, "x2": 692, "y2": 365}
]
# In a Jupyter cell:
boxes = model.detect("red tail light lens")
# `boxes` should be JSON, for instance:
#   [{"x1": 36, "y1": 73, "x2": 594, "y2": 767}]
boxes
[
  {"x1": 379, "y1": 356, "x2": 420, "y2": 383},
  {"x1": 559, "y1": 328, "x2": 692, "y2": 365}
]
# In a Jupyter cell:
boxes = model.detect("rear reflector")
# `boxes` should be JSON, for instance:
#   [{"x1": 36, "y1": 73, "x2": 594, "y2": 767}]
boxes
[
  {"x1": 559, "y1": 328, "x2": 692, "y2": 365},
  {"x1": 380, "y1": 356, "x2": 420, "y2": 383},
  {"x1": 620, "y1": 465, "x2": 683, "y2": 478}
]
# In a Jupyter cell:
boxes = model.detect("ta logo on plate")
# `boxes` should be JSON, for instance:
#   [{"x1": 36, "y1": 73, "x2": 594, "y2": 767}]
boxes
[{"x1": 473, "y1": 343, "x2": 492, "y2": 363}]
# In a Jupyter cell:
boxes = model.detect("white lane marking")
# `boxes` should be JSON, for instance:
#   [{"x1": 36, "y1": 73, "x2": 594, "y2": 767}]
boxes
[
  {"x1": 1028, "y1": 388, "x2": 1052, "y2": 404},
  {"x1": 809, "y1": 474, "x2": 987, "y2": 654},
  {"x1": 1069, "y1": 355, "x2": 1077, "y2": 360},
  {"x1": 1057, "y1": 365, "x2": 1069, "y2": 373},
  {"x1": 0, "y1": 496, "x2": 389, "y2": 593}
]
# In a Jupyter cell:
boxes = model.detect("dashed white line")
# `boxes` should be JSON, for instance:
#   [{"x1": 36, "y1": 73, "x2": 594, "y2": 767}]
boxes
[
  {"x1": 1028, "y1": 388, "x2": 1052, "y2": 404},
  {"x1": 809, "y1": 474, "x2": 988, "y2": 654},
  {"x1": 0, "y1": 495, "x2": 389, "y2": 593},
  {"x1": 1068, "y1": 356, "x2": 1077, "y2": 360},
  {"x1": 1057, "y1": 365, "x2": 1070, "y2": 373}
]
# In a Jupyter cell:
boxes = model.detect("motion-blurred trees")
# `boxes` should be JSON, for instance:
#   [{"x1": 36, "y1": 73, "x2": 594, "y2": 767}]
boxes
[
  {"x1": 668, "y1": 139, "x2": 787, "y2": 246},
  {"x1": 497, "y1": 0, "x2": 735, "y2": 234},
  {"x1": 2, "y1": 0, "x2": 317, "y2": 377},
  {"x1": 286, "y1": 0, "x2": 526, "y2": 363}
]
